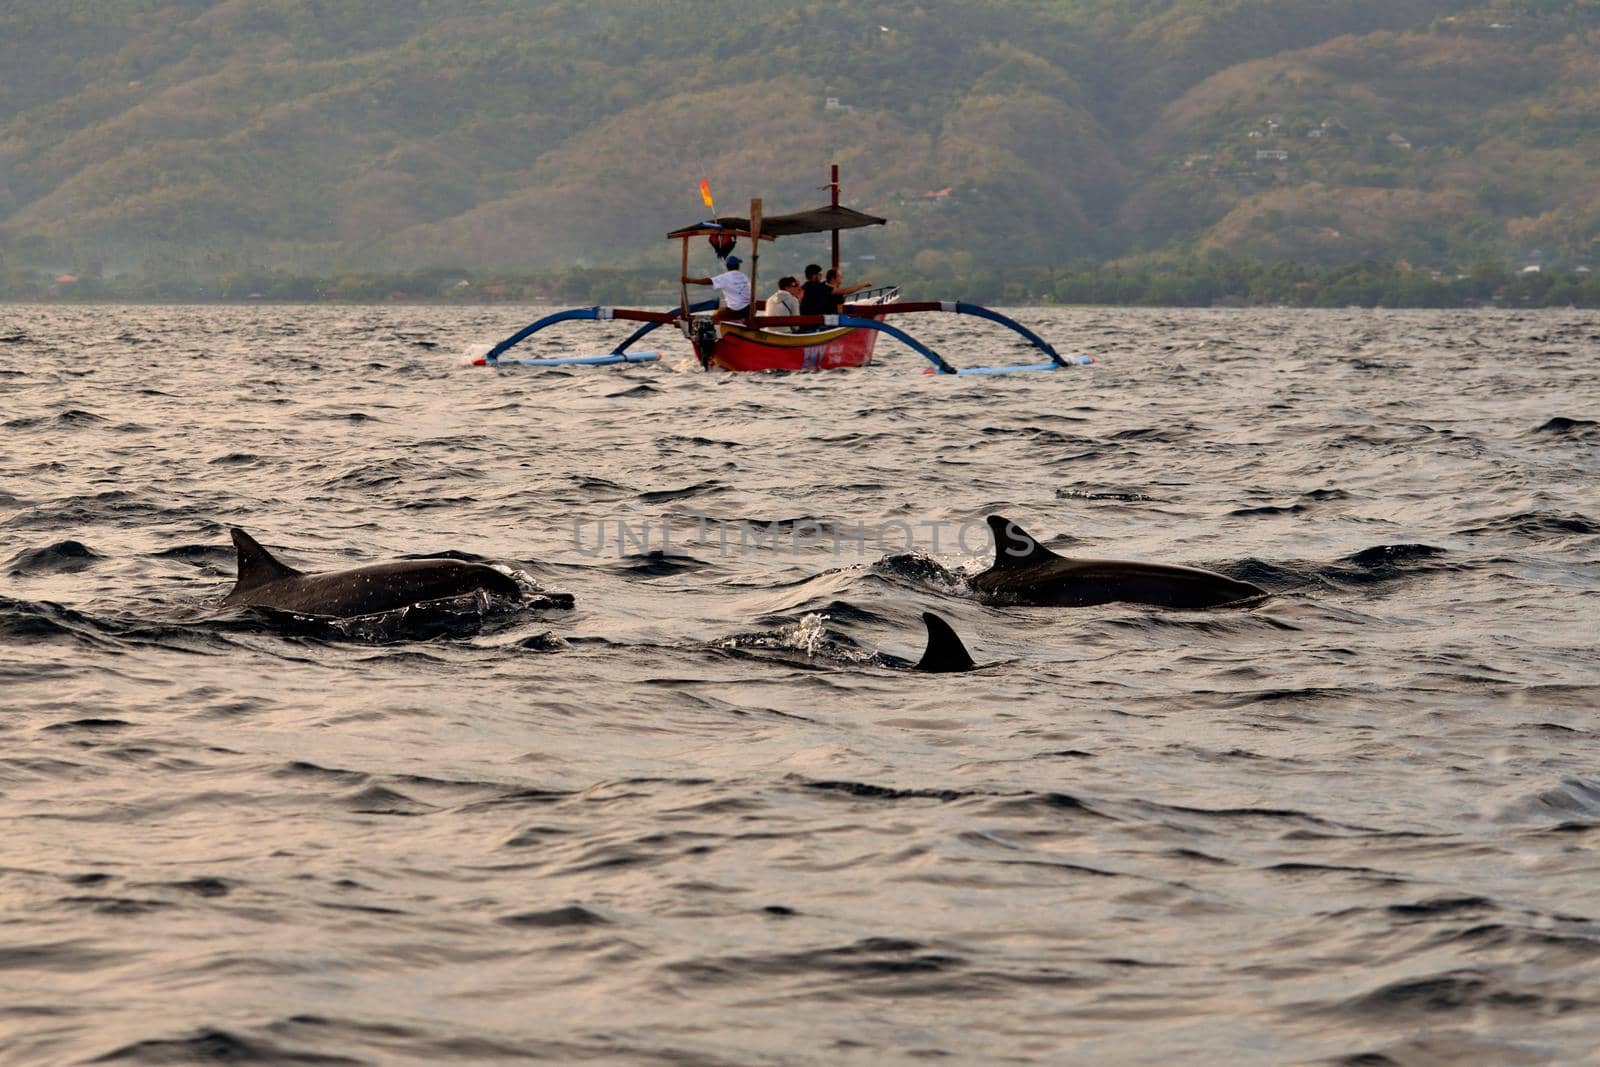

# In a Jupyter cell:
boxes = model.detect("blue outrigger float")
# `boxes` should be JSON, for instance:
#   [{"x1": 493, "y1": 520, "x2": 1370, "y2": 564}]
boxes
[{"x1": 473, "y1": 166, "x2": 1094, "y2": 377}]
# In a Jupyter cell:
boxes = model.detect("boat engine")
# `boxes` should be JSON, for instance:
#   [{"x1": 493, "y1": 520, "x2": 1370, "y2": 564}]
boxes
[{"x1": 691, "y1": 316, "x2": 718, "y2": 370}]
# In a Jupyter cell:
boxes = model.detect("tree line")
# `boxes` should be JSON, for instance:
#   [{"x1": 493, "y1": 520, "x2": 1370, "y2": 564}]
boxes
[{"x1": 5, "y1": 257, "x2": 1597, "y2": 307}]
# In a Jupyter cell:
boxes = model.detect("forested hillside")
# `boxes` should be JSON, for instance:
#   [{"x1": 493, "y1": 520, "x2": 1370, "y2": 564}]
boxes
[{"x1": 3, "y1": 0, "x2": 1598, "y2": 294}]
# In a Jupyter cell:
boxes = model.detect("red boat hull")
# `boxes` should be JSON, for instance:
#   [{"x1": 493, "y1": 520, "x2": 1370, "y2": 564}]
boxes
[{"x1": 698, "y1": 322, "x2": 880, "y2": 372}]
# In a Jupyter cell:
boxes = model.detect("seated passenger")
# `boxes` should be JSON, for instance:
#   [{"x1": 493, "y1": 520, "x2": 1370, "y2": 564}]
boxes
[
  {"x1": 824, "y1": 267, "x2": 875, "y2": 310},
  {"x1": 762, "y1": 275, "x2": 802, "y2": 332},
  {"x1": 798, "y1": 263, "x2": 832, "y2": 318}
]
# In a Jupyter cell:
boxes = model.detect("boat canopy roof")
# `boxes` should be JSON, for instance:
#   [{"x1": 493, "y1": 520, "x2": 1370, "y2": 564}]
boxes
[{"x1": 667, "y1": 204, "x2": 887, "y2": 241}]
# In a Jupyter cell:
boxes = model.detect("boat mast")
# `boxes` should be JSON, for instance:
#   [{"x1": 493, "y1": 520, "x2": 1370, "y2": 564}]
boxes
[
  {"x1": 829, "y1": 163, "x2": 841, "y2": 275},
  {"x1": 747, "y1": 197, "x2": 762, "y2": 326}
]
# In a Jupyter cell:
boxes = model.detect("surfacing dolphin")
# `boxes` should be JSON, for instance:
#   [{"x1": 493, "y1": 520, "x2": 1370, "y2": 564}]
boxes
[
  {"x1": 913, "y1": 612, "x2": 976, "y2": 672},
  {"x1": 220, "y1": 529, "x2": 565, "y2": 617},
  {"x1": 721, "y1": 611, "x2": 979, "y2": 672},
  {"x1": 972, "y1": 515, "x2": 1266, "y2": 609}
]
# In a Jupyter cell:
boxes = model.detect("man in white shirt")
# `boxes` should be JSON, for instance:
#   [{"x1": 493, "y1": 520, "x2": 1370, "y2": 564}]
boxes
[
  {"x1": 762, "y1": 275, "x2": 802, "y2": 332},
  {"x1": 683, "y1": 255, "x2": 751, "y2": 320}
]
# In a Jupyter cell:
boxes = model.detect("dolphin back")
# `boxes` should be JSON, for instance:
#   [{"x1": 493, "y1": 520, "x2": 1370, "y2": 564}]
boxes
[
  {"x1": 227, "y1": 528, "x2": 302, "y2": 601},
  {"x1": 222, "y1": 529, "x2": 526, "y2": 616},
  {"x1": 975, "y1": 514, "x2": 1266, "y2": 609},
  {"x1": 251, "y1": 559, "x2": 522, "y2": 616},
  {"x1": 986, "y1": 515, "x2": 1061, "y2": 570}
]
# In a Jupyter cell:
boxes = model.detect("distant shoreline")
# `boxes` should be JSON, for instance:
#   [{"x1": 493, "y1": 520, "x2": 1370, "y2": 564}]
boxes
[{"x1": 4, "y1": 260, "x2": 1595, "y2": 310}]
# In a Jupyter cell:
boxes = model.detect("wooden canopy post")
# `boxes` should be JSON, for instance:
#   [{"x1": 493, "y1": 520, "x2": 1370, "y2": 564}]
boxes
[
  {"x1": 746, "y1": 197, "x2": 762, "y2": 326},
  {"x1": 679, "y1": 236, "x2": 690, "y2": 320}
]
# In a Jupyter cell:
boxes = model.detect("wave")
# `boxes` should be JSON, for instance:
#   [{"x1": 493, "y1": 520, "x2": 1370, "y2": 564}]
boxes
[
  {"x1": 1531, "y1": 416, "x2": 1599, "y2": 437},
  {"x1": 6, "y1": 539, "x2": 103, "y2": 576},
  {"x1": 1457, "y1": 510, "x2": 1600, "y2": 538},
  {"x1": 226, "y1": 592, "x2": 555, "y2": 643},
  {"x1": 1228, "y1": 503, "x2": 1308, "y2": 516},
  {"x1": 608, "y1": 549, "x2": 711, "y2": 577},
  {"x1": 715, "y1": 612, "x2": 887, "y2": 670},
  {"x1": 88, "y1": 1027, "x2": 361, "y2": 1065},
  {"x1": 636, "y1": 480, "x2": 723, "y2": 504},
  {"x1": 0, "y1": 584, "x2": 559, "y2": 651},
  {"x1": 1524, "y1": 776, "x2": 1600, "y2": 821},
  {"x1": 1308, "y1": 543, "x2": 1457, "y2": 587},
  {"x1": 1302, "y1": 967, "x2": 1585, "y2": 1025}
]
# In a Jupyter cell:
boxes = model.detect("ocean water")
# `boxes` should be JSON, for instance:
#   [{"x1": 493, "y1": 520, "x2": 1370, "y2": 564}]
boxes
[{"x1": 1, "y1": 303, "x2": 1597, "y2": 1066}]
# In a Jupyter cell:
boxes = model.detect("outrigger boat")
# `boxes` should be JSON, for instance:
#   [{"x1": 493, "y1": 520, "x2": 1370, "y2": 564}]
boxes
[{"x1": 472, "y1": 166, "x2": 1094, "y2": 376}]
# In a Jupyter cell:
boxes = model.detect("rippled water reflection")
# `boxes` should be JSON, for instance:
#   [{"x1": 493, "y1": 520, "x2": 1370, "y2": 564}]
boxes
[{"x1": 1, "y1": 304, "x2": 1597, "y2": 1065}]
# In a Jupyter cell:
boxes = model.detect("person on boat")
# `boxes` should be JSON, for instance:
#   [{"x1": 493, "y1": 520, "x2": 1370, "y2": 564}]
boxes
[
  {"x1": 797, "y1": 264, "x2": 876, "y2": 330},
  {"x1": 797, "y1": 263, "x2": 834, "y2": 332},
  {"x1": 683, "y1": 255, "x2": 751, "y2": 321},
  {"x1": 762, "y1": 275, "x2": 803, "y2": 332},
  {"x1": 824, "y1": 267, "x2": 875, "y2": 309},
  {"x1": 798, "y1": 263, "x2": 832, "y2": 318}
]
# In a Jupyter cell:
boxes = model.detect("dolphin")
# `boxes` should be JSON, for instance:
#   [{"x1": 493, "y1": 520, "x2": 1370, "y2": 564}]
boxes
[
  {"x1": 912, "y1": 611, "x2": 977, "y2": 672},
  {"x1": 971, "y1": 515, "x2": 1266, "y2": 609},
  {"x1": 220, "y1": 528, "x2": 556, "y2": 617},
  {"x1": 720, "y1": 611, "x2": 978, "y2": 672}
]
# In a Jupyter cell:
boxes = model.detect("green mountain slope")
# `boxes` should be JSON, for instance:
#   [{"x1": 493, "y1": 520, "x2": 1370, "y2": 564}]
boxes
[{"x1": 2, "y1": 0, "x2": 1597, "y2": 283}]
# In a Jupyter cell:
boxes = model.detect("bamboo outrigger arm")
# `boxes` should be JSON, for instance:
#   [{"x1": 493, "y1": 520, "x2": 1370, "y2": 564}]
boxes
[
  {"x1": 610, "y1": 300, "x2": 718, "y2": 355},
  {"x1": 835, "y1": 301, "x2": 1083, "y2": 367},
  {"x1": 476, "y1": 300, "x2": 1094, "y2": 373},
  {"x1": 474, "y1": 302, "x2": 716, "y2": 366},
  {"x1": 600, "y1": 298, "x2": 1051, "y2": 361}
]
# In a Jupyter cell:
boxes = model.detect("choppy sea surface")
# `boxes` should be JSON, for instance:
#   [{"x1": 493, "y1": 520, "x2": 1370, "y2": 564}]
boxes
[{"x1": 1, "y1": 303, "x2": 1597, "y2": 1066}]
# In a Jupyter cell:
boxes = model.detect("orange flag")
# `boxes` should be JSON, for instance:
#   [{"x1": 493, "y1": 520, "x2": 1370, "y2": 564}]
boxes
[{"x1": 699, "y1": 178, "x2": 715, "y2": 212}]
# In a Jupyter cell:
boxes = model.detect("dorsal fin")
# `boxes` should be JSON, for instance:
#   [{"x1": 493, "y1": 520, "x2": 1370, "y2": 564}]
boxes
[
  {"x1": 986, "y1": 515, "x2": 1061, "y2": 570},
  {"x1": 914, "y1": 612, "x2": 976, "y2": 673},
  {"x1": 230, "y1": 528, "x2": 301, "y2": 591}
]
